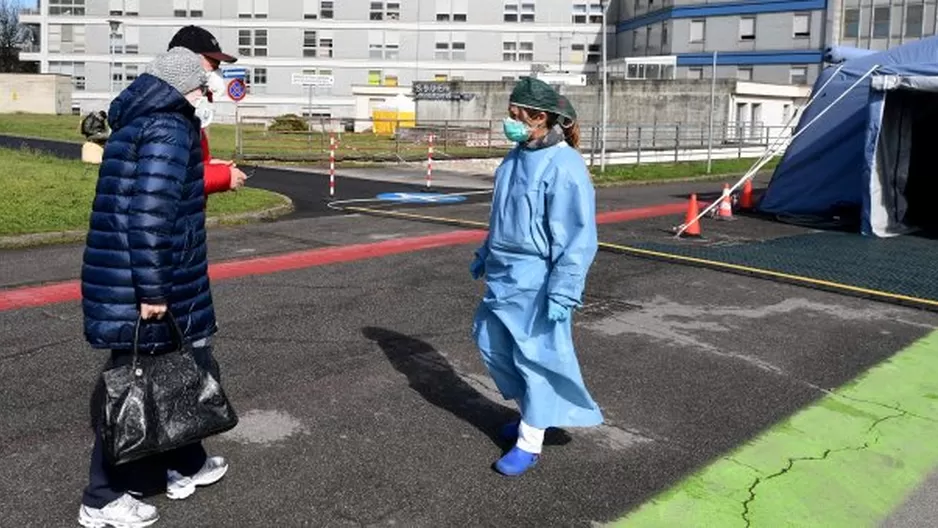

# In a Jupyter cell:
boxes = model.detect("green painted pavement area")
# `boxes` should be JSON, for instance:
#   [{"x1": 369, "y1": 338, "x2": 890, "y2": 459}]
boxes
[{"x1": 612, "y1": 330, "x2": 938, "y2": 527}]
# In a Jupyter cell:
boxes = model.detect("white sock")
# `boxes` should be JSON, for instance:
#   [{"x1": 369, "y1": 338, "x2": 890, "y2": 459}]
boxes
[{"x1": 516, "y1": 420, "x2": 545, "y2": 454}]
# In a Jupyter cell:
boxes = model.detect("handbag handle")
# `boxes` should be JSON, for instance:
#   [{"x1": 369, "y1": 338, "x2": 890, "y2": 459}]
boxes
[{"x1": 131, "y1": 311, "x2": 186, "y2": 374}]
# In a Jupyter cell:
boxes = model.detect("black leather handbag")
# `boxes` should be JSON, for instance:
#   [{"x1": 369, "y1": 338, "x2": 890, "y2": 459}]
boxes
[{"x1": 100, "y1": 314, "x2": 238, "y2": 465}]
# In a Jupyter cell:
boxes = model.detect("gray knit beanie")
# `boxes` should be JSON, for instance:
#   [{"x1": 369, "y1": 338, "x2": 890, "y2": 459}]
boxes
[{"x1": 145, "y1": 46, "x2": 206, "y2": 96}]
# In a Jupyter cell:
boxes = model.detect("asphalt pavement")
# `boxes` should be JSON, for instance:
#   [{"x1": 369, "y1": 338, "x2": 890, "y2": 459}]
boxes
[
  {"x1": 2, "y1": 134, "x2": 935, "y2": 526},
  {"x1": 2, "y1": 198, "x2": 937, "y2": 527}
]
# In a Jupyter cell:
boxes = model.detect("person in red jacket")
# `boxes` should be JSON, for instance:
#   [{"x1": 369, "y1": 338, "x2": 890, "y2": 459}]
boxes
[{"x1": 168, "y1": 26, "x2": 248, "y2": 194}]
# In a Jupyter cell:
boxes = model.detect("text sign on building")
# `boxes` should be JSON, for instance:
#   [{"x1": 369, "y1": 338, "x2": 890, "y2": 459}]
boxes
[
  {"x1": 412, "y1": 82, "x2": 476, "y2": 101},
  {"x1": 292, "y1": 73, "x2": 335, "y2": 87}
]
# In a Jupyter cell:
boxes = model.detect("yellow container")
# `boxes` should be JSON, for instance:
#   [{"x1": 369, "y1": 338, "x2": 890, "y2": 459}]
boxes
[{"x1": 371, "y1": 110, "x2": 416, "y2": 135}]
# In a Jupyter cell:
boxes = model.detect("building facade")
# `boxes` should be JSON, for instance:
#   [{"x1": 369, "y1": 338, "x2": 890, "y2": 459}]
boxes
[
  {"x1": 610, "y1": 0, "x2": 827, "y2": 85},
  {"x1": 19, "y1": 0, "x2": 605, "y2": 118}
]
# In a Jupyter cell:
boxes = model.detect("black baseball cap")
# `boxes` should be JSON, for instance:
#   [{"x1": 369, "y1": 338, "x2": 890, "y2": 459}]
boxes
[{"x1": 168, "y1": 25, "x2": 237, "y2": 63}]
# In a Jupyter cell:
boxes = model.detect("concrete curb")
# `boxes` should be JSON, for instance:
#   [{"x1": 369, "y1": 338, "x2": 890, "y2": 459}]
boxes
[{"x1": 0, "y1": 194, "x2": 295, "y2": 250}]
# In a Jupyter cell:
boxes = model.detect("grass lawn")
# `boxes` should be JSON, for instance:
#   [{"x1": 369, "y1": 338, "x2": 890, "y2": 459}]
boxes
[
  {"x1": 0, "y1": 147, "x2": 287, "y2": 237},
  {"x1": 589, "y1": 156, "x2": 780, "y2": 185}
]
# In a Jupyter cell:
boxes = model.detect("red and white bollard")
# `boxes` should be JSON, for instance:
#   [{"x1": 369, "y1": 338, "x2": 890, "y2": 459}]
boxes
[
  {"x1": 329, "y1": 133, "x2": 336, "y2": 197},
  {"x1": 426, "y1": 134, "x2": 434, "y2": 189}
]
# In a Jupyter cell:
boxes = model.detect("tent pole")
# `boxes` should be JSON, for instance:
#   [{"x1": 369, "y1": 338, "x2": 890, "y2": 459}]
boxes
[{"x1": 674, "y1": 64, "x2": 880, "y2": 237}]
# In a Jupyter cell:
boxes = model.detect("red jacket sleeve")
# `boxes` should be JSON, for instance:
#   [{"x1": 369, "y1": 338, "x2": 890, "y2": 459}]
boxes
[{"x1": 201, "y1": 130, "x2": 231, "y2": 195}]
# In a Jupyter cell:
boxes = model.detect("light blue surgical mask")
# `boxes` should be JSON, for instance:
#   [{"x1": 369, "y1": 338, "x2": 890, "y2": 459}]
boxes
[{"x1": 503, "y1": 117, "x2": 531, "y2": 143}]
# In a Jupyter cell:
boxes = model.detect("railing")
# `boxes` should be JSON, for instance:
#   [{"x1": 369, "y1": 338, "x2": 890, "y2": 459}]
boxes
[{"x1": 230, "y1": 116, "x2": 794, "y2": 165}]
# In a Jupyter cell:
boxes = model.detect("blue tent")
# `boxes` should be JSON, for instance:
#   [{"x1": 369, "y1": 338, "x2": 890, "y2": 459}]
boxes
[{"x1": 758, "y1": 36, "x2": 938, "y2": 237}]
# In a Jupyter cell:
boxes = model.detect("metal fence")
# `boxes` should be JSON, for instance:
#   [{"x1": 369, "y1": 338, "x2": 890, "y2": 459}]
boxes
[{"x1": 231, "y1": 116, "x2": 793, "y2": 165}]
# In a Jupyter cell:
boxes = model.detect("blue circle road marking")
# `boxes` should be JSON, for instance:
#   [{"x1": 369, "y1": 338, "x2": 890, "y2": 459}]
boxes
[
  {"x1": 227, "y1": 79, "x2": 246, "y2": 101},
  {"x1": 376, "y1": 192, "x2": 467, "y2": 204}
]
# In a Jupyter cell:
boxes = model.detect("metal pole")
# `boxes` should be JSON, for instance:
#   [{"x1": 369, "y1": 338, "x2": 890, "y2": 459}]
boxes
[
  {"x1": 600, "y1": 0, "x2": 608, "y2": 173},
  {"x1": 706, "y1": 50, "x2": 717, "y2": 174}
]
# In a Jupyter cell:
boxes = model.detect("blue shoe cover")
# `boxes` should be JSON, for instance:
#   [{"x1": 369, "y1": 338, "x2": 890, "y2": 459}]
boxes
[{"x1": 494, "y1": 446, "x2": 539, "y2": 476}]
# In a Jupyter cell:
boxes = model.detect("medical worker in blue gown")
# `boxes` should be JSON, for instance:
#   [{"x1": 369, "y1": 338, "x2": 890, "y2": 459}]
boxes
[{"x1": 471, "y1": 77, "x2": 603, "y2": 477}]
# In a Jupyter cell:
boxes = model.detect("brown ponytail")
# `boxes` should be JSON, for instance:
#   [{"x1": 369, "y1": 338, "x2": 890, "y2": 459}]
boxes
[{"x1": 562, "y1": 121, "x2": 580, "y2": 150}]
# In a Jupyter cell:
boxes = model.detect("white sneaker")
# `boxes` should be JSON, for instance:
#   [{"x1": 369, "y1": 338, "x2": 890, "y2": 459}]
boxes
[
  {"x1": 78, "y1": 494, "x2": 159, "y2": 528},
  {"x1": 166, "y1": 456, "x2": 229, "y2": 500}
]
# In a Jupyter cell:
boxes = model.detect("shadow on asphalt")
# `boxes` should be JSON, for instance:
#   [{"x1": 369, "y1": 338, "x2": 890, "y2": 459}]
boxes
[{"x1": 362, "y1": 327, "x2": 572, "y2": 449}]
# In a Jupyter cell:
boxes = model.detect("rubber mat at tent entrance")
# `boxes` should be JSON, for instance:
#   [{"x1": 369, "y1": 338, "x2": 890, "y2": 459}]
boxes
[{"x1": 627, "y1": 231, "x2": 938, "y2": 310}]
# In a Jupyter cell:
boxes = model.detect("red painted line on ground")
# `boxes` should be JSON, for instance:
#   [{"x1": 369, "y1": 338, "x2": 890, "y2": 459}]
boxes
[
  {"x1": 595, "y1": 202, "x2": 686, "y2": 225},
  {"x1": 208, "y1": 229, "x2": 487, "y2": 281},
  {"x1": 0, "y1": 202, "x2": 685, "y2": 313}
]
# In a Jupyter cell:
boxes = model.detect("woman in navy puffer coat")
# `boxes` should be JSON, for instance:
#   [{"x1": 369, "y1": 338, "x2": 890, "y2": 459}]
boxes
[
  {"x1": 79, "y1": 48, "x2": 230, "y2": 528},
  {"x1": 81, "y1": 64, "x2": 216, "y2": 353}
]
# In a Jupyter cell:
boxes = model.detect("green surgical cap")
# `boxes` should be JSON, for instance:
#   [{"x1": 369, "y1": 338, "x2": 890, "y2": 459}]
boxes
[{"x1": 509, "y1": 76, "x2": 576, "y2": 122}]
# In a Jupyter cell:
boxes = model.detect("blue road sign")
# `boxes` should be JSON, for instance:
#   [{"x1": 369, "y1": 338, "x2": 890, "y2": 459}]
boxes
[
  {"x1": 376, "y1": 192, "x2": 467, "y2": 204},
  {"x1": 227, "y1": 78, "x2": 247, "y2": 102},
  {"x1": 222, "y1": 68, "x2": 247, "y2": 79}
]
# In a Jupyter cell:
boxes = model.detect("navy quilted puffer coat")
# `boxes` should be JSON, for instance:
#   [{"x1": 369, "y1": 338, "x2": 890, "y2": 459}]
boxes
[{"x1": 81, "y1": 73, "x2": 217, "y2": 353}]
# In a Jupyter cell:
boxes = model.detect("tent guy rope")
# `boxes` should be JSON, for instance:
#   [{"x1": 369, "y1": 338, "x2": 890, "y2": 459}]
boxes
[{"x1": 674, "y1": 63, "x2": 879, "y2": 238}]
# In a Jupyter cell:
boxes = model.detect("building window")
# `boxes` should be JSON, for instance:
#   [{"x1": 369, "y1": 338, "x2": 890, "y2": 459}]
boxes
[
  {"x1": 303, "y1": 0, "x2": 334, "y2": 19},
  {"x1": 238, "y1": 29, "x2": 268, "y2": 57},
  {"x1": 739, "y1": 17, "x2": 755, "y2": 41},
  {"x1": 661, "y1": 23, "x2": 668, "y2": 47},
  {"x1": 173, "y1": 0, "x2": 204, "y2": 17},
  {"x1": 49, "y1": 61, "x2": 85, "y2": 91},
  {"x1": 368, "y1": 70, "x2": 398, "y2": 86},
  {"x1": 370, "y1": 2, "x2": 401, "y2": 21},
  {"x1": 303, "y1": 31, "x2": 318, "y2": 57},
  {"x1": 688, "y1": 67, "x2": 703, "y2": 80},
  {"x1": 504, "y1": 1, "x2": 535, "y2": 22},
  {"x1": 843, "y1": 8, "x2": 860, "y2": 39},
  {"x1": 905, "y1": 4, "x2": 924, "y2": 38},
  {"x1": 572, "y1": 3, "x2": 587, "y2": 23},
  {"x1": 238, "y1": 0, "x2": 268, "y2": 19},
  {"x1": 633, "y1": 30, "x2": 642, "y2": 51},
  {"x1": 49, "y1": 0, "x2": 85, "y2": 15},
  {"x1": 588, "y1": 3, "x2": 602, "y2": 23},
  {"x1": 437, "y1": 0, "x2": 468, "y2": 22},
  {"x1": 737, "y1": 67, "x2": 753, "y2": 81},
  {"x1": 793, "y1": 12, "x2": 810, "y2": 38},
  {"x1": 790, "y1": 66, "x2": 808, "y2": 85},
  {"x1": 48, "y1": 24, "x2": 86, "y2": 53},
  {"x1": 248, "y1": 67, "x2": 267, "y2": 94},
  {"x1": 109, "y1": 0, "x2": 139, "y2": 16},
  {"x1": 123, "y1": 27, "x2": 139, "y2": 54},
  {"x1": 319, "y1": 32, "x2": 334, "y2": 58},
  {"x1": 873, "y1": 7, "x2": 890, "y2": 38},
  {"x1": 587, "y1": 43, "x2": 600, "y2": 63},
  {"x1": 645, "y1": 26, "x2": 653, "y2": 50},
  {"x1": 369, "y1": 31, "x2": 400, "y2": 59},
  {"x1": 502, "y1": 37, "x2": 533, "y2": 61},
  {"x1": 634, "y1": 0, "x2": 641, "y2": 12},
  {"x1": 689, "y1": 19, "x2": 705, "y2": 43}
]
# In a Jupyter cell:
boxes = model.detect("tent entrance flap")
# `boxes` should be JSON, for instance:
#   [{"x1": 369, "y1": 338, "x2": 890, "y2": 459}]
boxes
[{"x1": 873, "y1": 89, "x2": 938, "y2": 236}]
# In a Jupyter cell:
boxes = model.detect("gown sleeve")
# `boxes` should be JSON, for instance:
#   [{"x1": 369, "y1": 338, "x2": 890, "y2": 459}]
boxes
[{"x1": 545, "y1": 161, "x2": 598, "y2": 308}]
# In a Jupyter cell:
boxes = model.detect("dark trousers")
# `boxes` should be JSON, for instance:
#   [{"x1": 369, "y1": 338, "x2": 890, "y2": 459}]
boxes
[{"x1": 82, "y1": 346, "x2": 213, "y2": 508}]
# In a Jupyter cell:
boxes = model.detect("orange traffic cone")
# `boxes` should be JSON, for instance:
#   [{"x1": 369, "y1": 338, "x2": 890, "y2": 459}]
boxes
[
  {"x1": 717, "y1": 184, "x2": 734, "y2": 220},
  {"x1": 679, "y1": 193, "x2": 702, "y2": 237},
  {"x1": 740, "y1": 178, "x2": 754, "y2": 210}
]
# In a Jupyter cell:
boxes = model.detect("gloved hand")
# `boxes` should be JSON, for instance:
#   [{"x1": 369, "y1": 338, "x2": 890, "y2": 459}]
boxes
[
  {"x1": 547, "y1": 298, "x2": 571, "y2": 322},
  {"x1": 470, "y1": 254, "x2": 485, "y2": 280}
]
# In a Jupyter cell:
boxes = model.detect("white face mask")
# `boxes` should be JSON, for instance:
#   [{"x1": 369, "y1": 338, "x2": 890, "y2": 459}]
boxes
[
  {"x1": 206, "y1": 71, "x2": 225, "y2": 95},
  {"x1": 193, "y1": 97, "x2": 215, "y2": 129}
]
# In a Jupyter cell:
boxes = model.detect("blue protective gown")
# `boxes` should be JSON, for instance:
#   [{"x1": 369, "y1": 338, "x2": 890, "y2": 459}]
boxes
[{"x1": 472, "y1": 141, "x2": 603, "y2": 430}]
